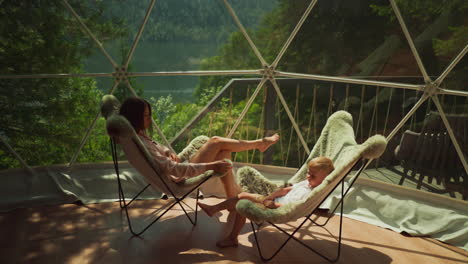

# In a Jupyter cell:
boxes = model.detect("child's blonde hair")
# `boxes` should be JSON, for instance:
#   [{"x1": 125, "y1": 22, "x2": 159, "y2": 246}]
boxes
[{"x1": 308, "y1": 157, "x2": 334, "y2": 174}]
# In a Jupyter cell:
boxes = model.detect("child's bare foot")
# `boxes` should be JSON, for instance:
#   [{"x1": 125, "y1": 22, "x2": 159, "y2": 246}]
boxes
[
  {"x1": 197, "y1": 202, "x2": 215, "y2": 217},
  {"x1": 258, "y1": 133, "x2": 280, "y2": 152},
  {"x1": 216, "y1": 237, "x2": 239, "y2": 248}
]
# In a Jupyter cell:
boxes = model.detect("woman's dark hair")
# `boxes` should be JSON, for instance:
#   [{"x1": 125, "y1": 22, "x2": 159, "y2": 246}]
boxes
[{"x1": 119, "y1": 97, "x2": 151, "y2": 132}]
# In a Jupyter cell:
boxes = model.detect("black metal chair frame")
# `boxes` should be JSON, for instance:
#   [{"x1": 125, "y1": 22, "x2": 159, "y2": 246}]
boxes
[
  {"x1": 250, "y1": 159, "x2": 366, "y2": 262},
  {"x1": 110, "y1": 138, "x2": 211, "y2": 236}
]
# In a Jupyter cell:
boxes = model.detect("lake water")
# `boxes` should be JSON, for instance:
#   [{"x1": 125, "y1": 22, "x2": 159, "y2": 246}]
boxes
[{"x1": 84, "y1": 40, "x2": 222, "y2": 103}]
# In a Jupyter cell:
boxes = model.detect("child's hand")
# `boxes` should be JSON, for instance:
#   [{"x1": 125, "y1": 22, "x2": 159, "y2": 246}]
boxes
[
  {"x1": 169, "y1": 153, "x2": 180, "y2": 162},
  {"x1": 263, "y1": 199, "x2": 279, "y2": 209}
]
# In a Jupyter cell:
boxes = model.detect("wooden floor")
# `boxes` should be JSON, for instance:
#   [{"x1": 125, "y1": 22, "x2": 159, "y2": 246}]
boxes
[{"x1": 1, "y1": 198, "x2": 467, "y2": 264}]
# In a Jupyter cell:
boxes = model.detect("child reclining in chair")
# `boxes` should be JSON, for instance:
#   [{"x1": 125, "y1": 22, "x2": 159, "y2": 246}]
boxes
[
  {"x1": 119, "y1": 97, "x2": 280, "y2": 198},
  {"x1": 198, "y1": 156, "x2": 334, "y2": 247}
]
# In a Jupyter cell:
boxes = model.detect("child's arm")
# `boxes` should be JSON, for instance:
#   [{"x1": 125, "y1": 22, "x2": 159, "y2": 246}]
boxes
[
  {"x1": 266, "y1": 186, "x2": 292, "y2": 200},
  {"x1": 262, "y1": 186, "x2": 293, "y2": 209}
]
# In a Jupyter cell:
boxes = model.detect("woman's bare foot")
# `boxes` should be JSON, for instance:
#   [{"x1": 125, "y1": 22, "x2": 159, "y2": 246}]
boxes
[
  {"x1": 197, "y1": 202, "x2": 215, "y2": 217},
  {"x1": 216, "y1": 237, "x2": 239, "y2": 248},
  {"x1": 258, "y1": 133, "x2": 280, "y2": 152}
]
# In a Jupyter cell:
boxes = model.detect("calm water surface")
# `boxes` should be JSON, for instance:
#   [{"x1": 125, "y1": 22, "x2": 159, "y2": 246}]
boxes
[{"x1": 85, "y1": 40, "x2": 221, "y2": 103}]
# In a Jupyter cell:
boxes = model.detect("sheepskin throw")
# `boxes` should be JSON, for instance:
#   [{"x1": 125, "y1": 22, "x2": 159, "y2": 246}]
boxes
[
  {"x1": 100, "y1": 95, "x2": 225, "y2": 197},
  {"x1": 236, "y1": 110, "x2": 387, "y2": 223}
]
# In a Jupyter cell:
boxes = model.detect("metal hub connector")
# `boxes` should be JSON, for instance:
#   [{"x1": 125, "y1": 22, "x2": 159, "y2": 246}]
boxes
[
  {"x1": 424, "y1": 82, "x2": 439, "y2": 97},
  {"x1": 113, "y1": 66, "x2": 128, "y2": 82},
  {"x1": 262, "y1": 65, "x2": 276, "y2": 79}
]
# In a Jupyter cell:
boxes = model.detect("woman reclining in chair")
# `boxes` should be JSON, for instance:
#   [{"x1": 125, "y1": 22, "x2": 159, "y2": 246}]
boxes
[
  {"x1": 198, "y1": 157, "x2": 334, "y2": 247},
  {"x1": 119, "y1": 97, "x2": 280, "y2": 198}
]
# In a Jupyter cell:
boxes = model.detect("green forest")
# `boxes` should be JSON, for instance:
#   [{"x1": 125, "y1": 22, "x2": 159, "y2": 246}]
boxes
[{"x1": 1, "y1": 0, "x2": 466, "y2": 170}]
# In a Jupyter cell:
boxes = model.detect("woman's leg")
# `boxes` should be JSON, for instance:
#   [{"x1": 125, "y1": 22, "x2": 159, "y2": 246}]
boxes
[
  {"x1": 190, "y1": 135, "x2": 278, "y2": 197},
  {"x1": 217, "y1": 150, "x2": 241, "y2": 198},
  {"x1": 190, "y1": 134, "x2": 279, "y2": 164},
  {"x1": 216, "y1": 213, "x2": 247, "y2": 248},
  {"x1": 194, "y1": 149, "x2": 241, "y2": 198}
]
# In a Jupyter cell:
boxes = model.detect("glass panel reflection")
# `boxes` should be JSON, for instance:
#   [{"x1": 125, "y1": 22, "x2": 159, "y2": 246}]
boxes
[
  {"x1": 0, "y1": 77, "x2": 108, "y2": 169},
  {"x1": 442, "y1": 55, "x2": 467, "y2": 92},
  {"x1": 0, "y1": 1, "x2": 124, "y2": 75},
  {"x1": 390, "y1": 0, "x2": 467, "y2": 79},
  {"x1": 277, "y1": 0, "x2": 422, "y2": 82},
  {"x1": 132, "y1": 0, "x2": 275, "y2": 72}
]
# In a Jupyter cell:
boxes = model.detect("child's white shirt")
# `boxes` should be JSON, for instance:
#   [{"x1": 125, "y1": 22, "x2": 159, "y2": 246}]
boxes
[{"x1": 274, "y1": 180, "x2": 312, "y2": 205}]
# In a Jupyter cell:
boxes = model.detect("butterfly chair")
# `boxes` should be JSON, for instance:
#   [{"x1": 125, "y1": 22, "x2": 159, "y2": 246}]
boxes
[
  {"x1": 236, "y1": 111, "x2": 387, "y2": 262},
  {"x1": 100, "y1": 95, "x2": 227, "y2": 236}
]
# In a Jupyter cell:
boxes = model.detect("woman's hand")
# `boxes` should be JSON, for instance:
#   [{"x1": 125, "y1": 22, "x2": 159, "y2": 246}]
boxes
[
  {"x1": 169, "y1": 152, "x2": 180, "y2": 162},
  {"x1": 164, "y1": 148, "x2": 180, "y2": 162},
  {"x1": 208, "y1": 160, "x2": 232, "y2": 174}
]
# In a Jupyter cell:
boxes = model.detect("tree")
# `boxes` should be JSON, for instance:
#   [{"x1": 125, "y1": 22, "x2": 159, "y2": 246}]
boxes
[{"x1": 0, "y1": 0, "x2": 126, "y2": 169}]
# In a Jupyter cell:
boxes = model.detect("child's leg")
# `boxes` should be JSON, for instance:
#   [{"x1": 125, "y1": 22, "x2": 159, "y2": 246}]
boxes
[
  {"x1": 238, "y1": 192, "x2": 265, "y2": 204},
  {"x1": 216, "y1": 213, "x2": 247, "y2": 248},
  {"x1": 197, "y1": 191, "x2": 262, "y2": 216},
  {"x1": 197, "y1": 197, "x2": 239, "y2": 217}
]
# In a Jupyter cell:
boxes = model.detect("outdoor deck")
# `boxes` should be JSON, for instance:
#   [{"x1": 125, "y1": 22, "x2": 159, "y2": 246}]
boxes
[
  {"x1": 360, "y1": 165, "x2": 466, "y2": 200},
  {"x1": 1, "y1": 197, "x2": 467, "y2": 264}
]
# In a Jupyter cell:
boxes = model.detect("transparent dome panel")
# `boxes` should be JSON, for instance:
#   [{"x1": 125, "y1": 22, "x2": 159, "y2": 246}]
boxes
[
  {"x1": 129, "y1": 0, "x2": 274, "y2": 73},
  {"x1": 140, "y1": 78, "x2": 274, "y2": 165},
  {"x1": 0, "y1": 1, "x2": 116, "y2": 75},
  {"x1": 439, "y1": 94, "x2": 467, "y2": 199},
  {"x1": 0, "y1": 137, "x2": 21, "y2": 170},
  {"x1": 72, "y1": 112, "x2": 112, "y2": 165},
  {"x1": 276, "y1": 0, "x2": 422, "y2": 83},
  {"x1": 133, "y1": 75, "x2": 200, "y2": 104},
  {"x1": 67, "y1": 0, "x2": 152, "y2": 72},
  {"x1": 368, "y1": 93, "x2": 467, "y2": 200},
  {"x1": 345, "y1": 85, "x2": 425, "y2": 143},
  {"x1": 0, "y1": 76, "x2": 108, "y2": 169},
  {"x1": 388, "y1": 0, "x2": 467, "y2": 79},
  {"x1": 124, "y1": 75, "x2": 238, "y2": 146},
  {"x1": 439, "y1": 93, "x2": 468, "y2": 115},
  {"x1": 271, "y1": 80, "x2": 316, "y2": 168},
  {"x1": 213, "y1": 0, "x2": 280, "y2": 69},
  {"x1": 441, "y1": 54, "x2": 467, "y2": 92},
  {"x1": 224, "y1": 0, "x2": 286, "y2": 66}
]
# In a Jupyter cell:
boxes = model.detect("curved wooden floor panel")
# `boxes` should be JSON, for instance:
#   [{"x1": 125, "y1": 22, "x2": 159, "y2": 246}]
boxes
[{"x1": 0, "y1": 198, "x2": 466, "y2": 264}]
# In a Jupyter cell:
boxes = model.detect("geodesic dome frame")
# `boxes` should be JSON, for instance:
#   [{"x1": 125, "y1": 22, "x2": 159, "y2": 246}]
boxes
[{"x1": 0, "y1": 0, "x2": 467, "y2": 178}]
